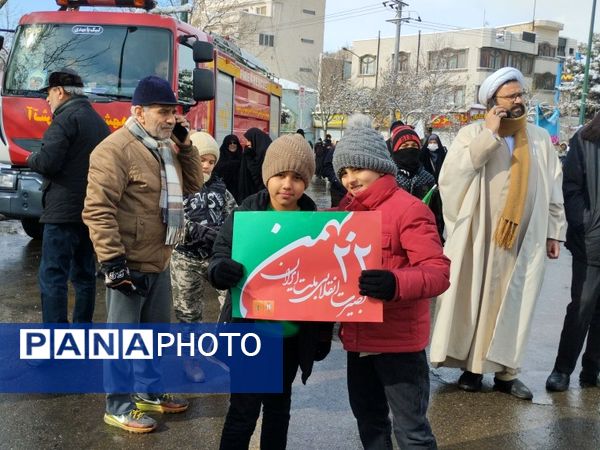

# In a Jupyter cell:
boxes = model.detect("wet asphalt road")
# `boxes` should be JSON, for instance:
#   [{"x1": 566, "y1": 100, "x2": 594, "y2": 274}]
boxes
[{"x1": 0, "y1": 177, "x2": 599, "y2": 449}]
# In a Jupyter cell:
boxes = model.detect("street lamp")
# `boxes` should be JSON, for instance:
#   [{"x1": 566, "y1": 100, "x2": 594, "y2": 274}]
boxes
[
  {"x1": 342, "y1": 46, "x2": 364, "y2": 86},
  {"x1": 341, "y1": 46, "x2": 359, "y2": 59}
]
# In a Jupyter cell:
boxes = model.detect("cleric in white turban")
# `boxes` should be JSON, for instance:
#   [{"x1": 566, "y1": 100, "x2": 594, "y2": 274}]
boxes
[
  {"x1": 478, "y1": 66, "x2": 526, "y2": 106},
  {"x1": 430, "y1": 66, "x2": 566, "y2": 401}
]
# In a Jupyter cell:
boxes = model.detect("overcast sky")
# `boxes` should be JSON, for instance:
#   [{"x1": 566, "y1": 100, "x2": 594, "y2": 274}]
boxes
[
  {"x1": 11, "y1": 0, "x2": 598, "y2": 51},
  {"x1": 323, "y1": 0, "x2": 596, "y2": 51}
]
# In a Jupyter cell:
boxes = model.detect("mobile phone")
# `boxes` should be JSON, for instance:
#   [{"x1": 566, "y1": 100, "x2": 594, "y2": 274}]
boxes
[
  {"x1": 173, "y1": 122, "x2": 189, "y2": 142},
  {"x1": 487, "y1": 98, "x2": 512, "y2": 118}
]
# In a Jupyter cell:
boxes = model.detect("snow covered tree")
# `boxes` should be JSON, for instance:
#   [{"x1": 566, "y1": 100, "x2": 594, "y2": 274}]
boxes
[
  {"x1": 364, "y1": 49, "x2": 462, "y2": 134},
  {"x1": 189, "y1": 1, "x2": 260, "y2": 48},
  {"x1": 559, "y1": 33, "x2": 600, "y2": 120}
]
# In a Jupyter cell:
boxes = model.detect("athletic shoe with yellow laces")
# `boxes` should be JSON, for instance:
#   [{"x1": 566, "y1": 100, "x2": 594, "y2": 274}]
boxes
[
  {"x1": 103, "y1": 408, "x2": 157, "y2": 433},
  {"x1": 133, "y1": 393, "x2": 189, "y2": 413}
]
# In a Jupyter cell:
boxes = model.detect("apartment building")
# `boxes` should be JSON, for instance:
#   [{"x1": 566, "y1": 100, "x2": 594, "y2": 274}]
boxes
[
  {"x1": 345, "y1": 20, "x2": 577, "y2": 110},
  {"x1": 192, "y1": 0, "x2": 326, "y2": 86}
]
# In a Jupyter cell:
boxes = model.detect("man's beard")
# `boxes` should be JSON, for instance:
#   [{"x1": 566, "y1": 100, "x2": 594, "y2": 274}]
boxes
[{"x1": 508, "y1": 104, "x2": 526, "y2": 118}]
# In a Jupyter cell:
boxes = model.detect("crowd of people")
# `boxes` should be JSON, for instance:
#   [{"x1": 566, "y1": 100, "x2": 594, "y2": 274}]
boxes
[{"x1": 24, "y1": 65, "x2": 600, "y2": 449}]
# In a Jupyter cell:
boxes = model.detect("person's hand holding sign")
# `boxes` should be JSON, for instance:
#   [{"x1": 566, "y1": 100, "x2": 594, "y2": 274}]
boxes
[
  {"x1": 358, "y1": 270, "x2": 396, "y2": 301},
  {"x1": 210, "y1": 258, "x2": 244, "y2": 290}
]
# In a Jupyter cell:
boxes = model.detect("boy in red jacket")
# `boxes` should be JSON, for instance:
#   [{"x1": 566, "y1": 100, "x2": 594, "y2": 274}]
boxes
[{"x1": 333, "y1": 114, "x2": 450, "y2": 449}]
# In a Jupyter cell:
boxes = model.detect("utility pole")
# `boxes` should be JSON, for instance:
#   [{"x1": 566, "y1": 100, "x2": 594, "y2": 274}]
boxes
[
  {"x1": 384, "y1": 0, "x2": 408, "y2": 123},
  {"x1": 416, "y1": 30, "x2": 421, "y2": 75},
  {"x1": 375, "y1": 31, "x2": 381, "y2": 89},
  {"x1": 579, "y1": 0, "x2": 597, "y2": 125},
  {"x1": 383, "y1": 1, "x2": 420, "y2": 123},
  {"x1": 383, "y1": 1, "x2": 408, "y2": 82}
]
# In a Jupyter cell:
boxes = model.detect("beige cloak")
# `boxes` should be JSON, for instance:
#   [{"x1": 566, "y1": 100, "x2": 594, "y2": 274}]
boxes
[{"x1": 430, "y1": 122, "x2": 566, "y2": 373}]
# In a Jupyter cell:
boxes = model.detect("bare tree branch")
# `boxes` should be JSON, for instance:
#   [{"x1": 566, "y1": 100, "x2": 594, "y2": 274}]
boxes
[{"x1": 190, "y1": 0, "x2": 258, "y2": 48}]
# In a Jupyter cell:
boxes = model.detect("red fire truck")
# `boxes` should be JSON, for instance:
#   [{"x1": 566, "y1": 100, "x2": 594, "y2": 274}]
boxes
[{"x1": 0, "y1": 0, "x2": 282, "y2": 238}]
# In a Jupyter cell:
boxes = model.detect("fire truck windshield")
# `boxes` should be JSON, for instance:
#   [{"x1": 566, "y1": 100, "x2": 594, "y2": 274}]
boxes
[{"x1": 4, "y1": 23, "x2": 172, "y2": 99}]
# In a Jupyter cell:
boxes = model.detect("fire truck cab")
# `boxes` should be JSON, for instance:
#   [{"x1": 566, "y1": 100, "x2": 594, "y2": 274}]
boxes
[{"x1": 0, "y1": 0, "x2": 281, "y2": 238}]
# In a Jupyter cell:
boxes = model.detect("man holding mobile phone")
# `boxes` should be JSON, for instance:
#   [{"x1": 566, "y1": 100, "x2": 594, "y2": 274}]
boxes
[
  {"x1": 83, "y1": 75, "x2": 204, "y2": 433},
  {"x1": 430, "y1": 67, "x2": 566, "y2": 401}
]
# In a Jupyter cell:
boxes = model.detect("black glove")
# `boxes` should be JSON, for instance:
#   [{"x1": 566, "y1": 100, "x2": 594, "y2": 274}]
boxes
[
  {"x1": 314, "y1": 340, "x2": 332, "y2": 362},
  {"x1": 186, "y1": 222, "x2": 218, "y2": 244},
  {"x1": 358, "y1": 269, "x2": 396, "y2": 301},
  {"x1": 100, "y1": 257, "x2": 137, "y2": 296},
  {"x1": 210, "y1": 258, "x2": 244, "y2": 290},
  {"x1": 200, "y1": 227, "x2": 218, "y2": 249}
]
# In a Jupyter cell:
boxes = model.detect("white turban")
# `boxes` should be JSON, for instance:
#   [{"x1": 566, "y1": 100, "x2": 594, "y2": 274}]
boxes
[{"x1": 478, "y1": 67, "x2": 526, "y2": 106}]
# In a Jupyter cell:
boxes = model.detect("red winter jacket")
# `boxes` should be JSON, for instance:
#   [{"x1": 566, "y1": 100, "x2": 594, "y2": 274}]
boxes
[{"x1": 338, "y1": 174, "x2": 450, "y2": 353}]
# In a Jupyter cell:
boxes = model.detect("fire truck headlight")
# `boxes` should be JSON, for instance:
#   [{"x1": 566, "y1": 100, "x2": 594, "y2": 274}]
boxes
[{"x1": 0, "y1": 172, "x2": 17, "y2": 190}]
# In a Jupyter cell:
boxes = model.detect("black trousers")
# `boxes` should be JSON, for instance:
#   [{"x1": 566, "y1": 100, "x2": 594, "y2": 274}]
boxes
[
  {"x1": 554, "y1": 258, "x2": 600, "y2": 376},
  {"x1": 219, "y1": 336, "x2": 300, "y2": 450},
  {"x1": 347, "y1": 351, "x2": 437, "y2": 450}
]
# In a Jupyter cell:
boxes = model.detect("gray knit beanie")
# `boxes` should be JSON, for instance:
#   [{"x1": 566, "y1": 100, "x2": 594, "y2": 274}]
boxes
[
  {"x1": 333, "y1": 114, "x2": 397, "y2": 177},
  {"x1": 262, "y1": 134, "x2": 315, "y2": 187}
]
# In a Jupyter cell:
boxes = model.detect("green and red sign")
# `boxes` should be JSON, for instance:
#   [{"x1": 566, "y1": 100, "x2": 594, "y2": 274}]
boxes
[{"x1": 232, "y1": 211, "x2": 383, "y2": 322}]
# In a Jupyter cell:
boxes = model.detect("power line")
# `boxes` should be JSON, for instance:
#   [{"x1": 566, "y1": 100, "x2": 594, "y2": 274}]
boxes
[{"x1": 252, "y1": 4, "x2": 385, "y2": 33}]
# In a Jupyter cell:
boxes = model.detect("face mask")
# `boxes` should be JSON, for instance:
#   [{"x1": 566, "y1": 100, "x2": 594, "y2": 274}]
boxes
[
  {"x1": 427, "y1": 143, "x2": 438, "y2": 151},
  {"x1": 392, "y1": 148, "x2": 421, "y2": 174}
]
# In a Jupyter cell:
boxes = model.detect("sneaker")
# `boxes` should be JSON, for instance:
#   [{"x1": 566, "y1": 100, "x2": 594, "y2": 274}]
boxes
[
  {"x1": 134, "y1": 393, "x2": 189, "y2": 414},
  {"x1": 103, "y1": 408, "x2": 157, "y2": 433}
]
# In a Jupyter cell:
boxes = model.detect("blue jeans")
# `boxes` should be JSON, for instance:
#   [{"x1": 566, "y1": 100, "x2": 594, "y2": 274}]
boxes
[
  {"x1": 347, "y1": 351, "x2": 437, "y2": 450},
  {"x1": 105, "y1": 269, "x2": 172, "y2": 415},
  {"x1": 39, "y1": 223, "x2": 96, "y2": 323}
]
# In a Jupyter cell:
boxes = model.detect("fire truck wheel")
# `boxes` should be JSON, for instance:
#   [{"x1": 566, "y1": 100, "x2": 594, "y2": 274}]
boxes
[{"x1": 20, "y1": 219, "x2": 44, "y2": 240}]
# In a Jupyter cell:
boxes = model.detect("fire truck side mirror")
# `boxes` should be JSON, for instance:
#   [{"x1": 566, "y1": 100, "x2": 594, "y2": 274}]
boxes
[
  {"x1": 192, "y1": 68, "x2": 215, "y2": 102},
  {"x1": 192, "y1": 41, "x2": 214, "y2": 63}
]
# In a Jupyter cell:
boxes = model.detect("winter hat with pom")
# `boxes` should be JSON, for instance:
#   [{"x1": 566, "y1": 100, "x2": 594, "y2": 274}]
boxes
[
  {"x1": 189, "y1": 131, "x2": 220, "y2": 163},
  {"x1": 262, "y1": 134, "x2": 315, "y2": 187},
  {"x1": 333, "y1": 113, "x2": 397, "y2": 177}
]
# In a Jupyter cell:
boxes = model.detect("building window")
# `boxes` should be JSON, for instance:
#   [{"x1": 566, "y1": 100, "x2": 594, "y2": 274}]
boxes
[
  {"x1": 360, "y1": 55, "x2": 376, "y2": 76},
  {"x1": 428, "y1": 48, "x2": 467, "y2": 70},
  {"x1": 302, "y1": 9, "x2": 316, "y2": 15},
  {"x1": 507, "y1": 53, "x2": 533, "y2": 75},
  {"x1": 534, "y1": 72, "x2": 555, "y2": 90},
  {"x1": 569, "y1": 47, "x2": 574, "y2": 56},
  {"x1": 343, "y1": 60, "x2": 352, "y2": 80},
  {"x1": 299, "y1": 67, "x2": 313, "y2": 73},
  {"x1": 451, "y1": 86, "x2": 465, "y2": 107},
  {"x1": 480, "y1": 47, "x2": 533, "y2": 75},
  {"x1": 538, "y1": 42, "x2": 556, "y2": 57},
  {"x1": 390, "y1": 51, "x2": 409, "y2": 71},
  {"x1": 557, "y1": 38, "x2": 566, "y2": 57},
  {"x1": 255, "y1": 5, "x2": 267, "y2": 15},
  {"x1": 259, "y1": 33, "x2": 274, "y2": 47},
  {"x1": 301, "y1": 38, "x2": 314, "y2": 44},
  {"x1": 480, "y1": 48, "x2": 504, "y2": 69}
]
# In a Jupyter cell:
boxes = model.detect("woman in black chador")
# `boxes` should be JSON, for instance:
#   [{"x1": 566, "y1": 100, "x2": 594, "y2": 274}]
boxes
[
  {"x1": 214, "y1": 134, "x2": 243, "y2": 203},
  {"x1": 238, "y1": 128, "x2": 272, "y2": 202}
]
